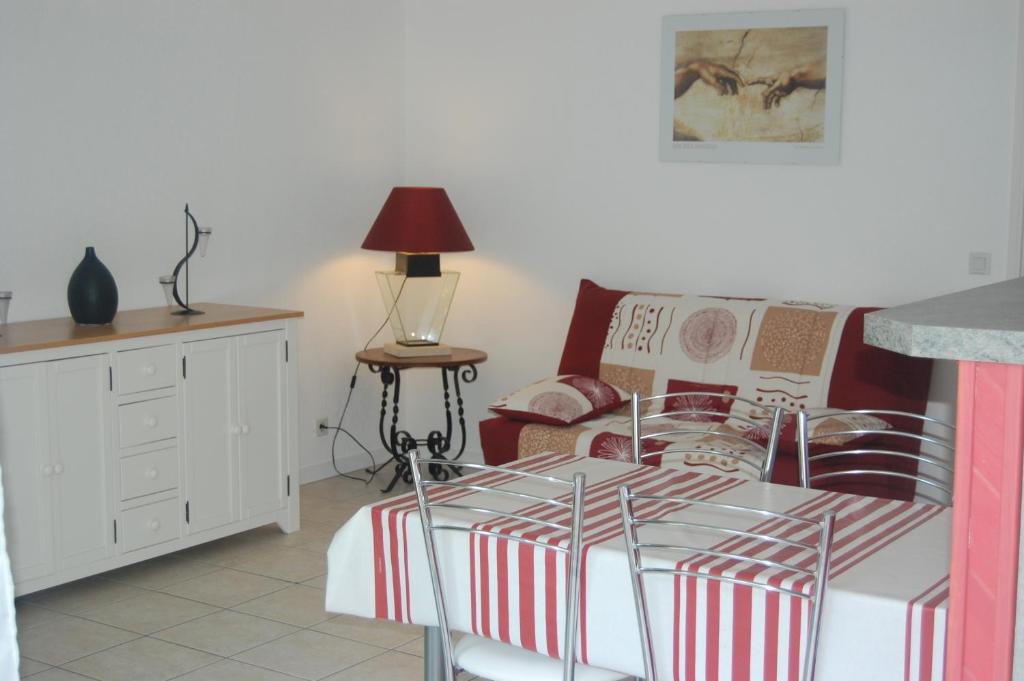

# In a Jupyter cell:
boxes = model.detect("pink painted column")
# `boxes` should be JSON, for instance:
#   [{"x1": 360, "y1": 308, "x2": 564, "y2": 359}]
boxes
[{"x1": 945, "y1": 361, "x2": 1024, "y2": 681}]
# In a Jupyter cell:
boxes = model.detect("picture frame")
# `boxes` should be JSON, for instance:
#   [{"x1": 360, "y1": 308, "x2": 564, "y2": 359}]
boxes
[{"x1": 659, "y1": 9, "x2": 845, "y2": 165}]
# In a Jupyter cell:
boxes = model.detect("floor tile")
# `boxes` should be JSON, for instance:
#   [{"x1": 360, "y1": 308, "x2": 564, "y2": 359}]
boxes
[
  {"x1": 232, "y1": 584, "x2": 330, "y2": 627},
  {"x1": 104, "y1": 554, "x2": 220, "y2": 590},
  {"x1": 300, "y1": 501, "x2": 365, "y2": 529},
  {"x1": 177, "y1": 534, "x2": 274, "y2": 568},
  {"x1": 64, "y1": 636, "x2": 219, "y2": 681},
  {"x1": 393, "y1": 630, "x2": 464, "y2": 659},
  {"x1": 395, "y1": 637, "x2": 423, "y2": 657},
  {"x1": 230, "y1": 546, "x2": 325, "y2": 583},
  {"x1": 267, "y1": 523, "x2": 337, "y2": 552},
  {"x1": 172, "y1": 658, "x2": 301, "y2": 681},
  {"x1": 300, "y1": 477, "x2": 372, "y2": 503},
  {"x1": 26, "y1": 577, "x2": 146, "y2": 615},
  {"x1": 18, "y1": 655, "x2": 51, "y2": 676},
  {"x1": 293, "y1": 532, "x2": 334, "y2": 554},
  {"x1": 154, "y1": 609, "x2": 297, "y2": 657},
  {"x1": 244, "y1": 521, "x2": 333, "y2": 550},
  {"x1": 160, "y1": 568, "x2": 290, "y2": 608},
  {"x1": 233, "y1": 629, "x2": 383, "y2": 680},
  {"x1": 22, "y1": 669, "x2": 97, "y2": 681},
  {"x1": 320, "y1": 649, "x2": 423, "y2": 680},
  {"x1": 79, "y1": 591, "x2": 218, "y2": 634},
  {"x1": 313, "y1": 613, "x2": 421, "y2": 649},
  {"x1": 302, "y1": 575, "x2": 327, "y2": 589},
  {"x1": 15, "y1": 602, "x2": 62, "y2": 632},
  {"x1": 17, "y1": 613, "x2": 138, "y2": 666}
]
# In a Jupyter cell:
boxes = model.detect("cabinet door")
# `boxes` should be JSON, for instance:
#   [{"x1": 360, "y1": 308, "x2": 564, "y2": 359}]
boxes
[
  {"x1": 183, "y1": 338, "x2": 238, "y2": 533},
  {"x1": 237, "y1": 331, "x2": 287, "y2": 519},
  {"x1": 49, "y1": 354, "x2": 114, "y2": 570},
  {"x1": 0, "y1": 363, "x2": 54, "y2": 582}
]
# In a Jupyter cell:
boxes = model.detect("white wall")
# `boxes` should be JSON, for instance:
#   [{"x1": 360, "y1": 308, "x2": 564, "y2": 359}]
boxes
[
  {"x1": 1, "y1": 1, "x2": 1019, "y2": 480},
  {"x1": 401, "y1": 0, "x2": 1021, "y2": 456},
  {"x1": 0, "y1": 0, "x2": 406, "y2": 480}
]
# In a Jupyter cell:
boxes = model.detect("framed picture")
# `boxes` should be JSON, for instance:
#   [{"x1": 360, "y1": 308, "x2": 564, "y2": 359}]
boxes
[{"x1": 659, "y1": 9, "x2": 845, "y2": 165}]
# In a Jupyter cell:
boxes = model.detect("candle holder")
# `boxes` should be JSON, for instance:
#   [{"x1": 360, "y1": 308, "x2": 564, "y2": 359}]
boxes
[
  {"x1": 158, "y1": 275, "x2": 175, "y2": 306},
  {"x1": 168, "y1": 204, "x2": 213, "y2": 316}
]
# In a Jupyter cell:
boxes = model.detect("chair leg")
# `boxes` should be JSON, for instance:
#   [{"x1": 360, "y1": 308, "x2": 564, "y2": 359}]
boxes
[{"x1": 424, "y1": 626, "x2": 446, "y2": 681}]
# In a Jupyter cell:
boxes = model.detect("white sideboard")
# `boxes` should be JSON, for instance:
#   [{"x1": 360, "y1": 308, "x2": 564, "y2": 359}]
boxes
[{"x1": 0, "y1": 303, "x2": 301, "y2": 596}]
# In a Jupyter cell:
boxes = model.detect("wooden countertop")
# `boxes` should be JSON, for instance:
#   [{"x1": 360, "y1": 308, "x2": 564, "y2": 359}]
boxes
[
  {"x1": 355, "y1": 347, "x2": 487, "y2": 368},
  {"x1": 0, "y1": 303, "x2": 303, "y2": 355}
]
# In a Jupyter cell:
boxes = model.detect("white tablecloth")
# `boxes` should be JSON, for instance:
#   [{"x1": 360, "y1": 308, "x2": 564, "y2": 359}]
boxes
[{"x1": 326, "y1": 453, "x2": 949, "y2": 680}]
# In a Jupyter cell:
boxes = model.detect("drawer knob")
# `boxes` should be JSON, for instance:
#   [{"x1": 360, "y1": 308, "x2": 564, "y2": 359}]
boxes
[
  {"x1": 146, "y1": 467, "x2": 159, "y2": 480},
  {"x1": 144, "y1": 415, "x2": 158, "y2": 428},
  {"x1": 231, "y1": 425, "x2": 241, "y2": 435},
  {"x1": 42, "y1": 464, "x2": 53, "y2": 477},
  {"x1": 241, "y1": 424, "x2": 251, "y2": 435},
  {"x1": 142, "y1": 364, "x2": 157, "y2": 376},
  {"x1": 53, "y1": 463, "x2": 64, "y2": 475},
  {"x1": 148, "y1": 519, "x2": 161, "y2": 532}
]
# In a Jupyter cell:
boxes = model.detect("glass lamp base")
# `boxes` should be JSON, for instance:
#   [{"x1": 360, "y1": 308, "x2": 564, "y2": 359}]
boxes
[{"x1": 376, "y1": 270, "x2": 459, "y2": 346}]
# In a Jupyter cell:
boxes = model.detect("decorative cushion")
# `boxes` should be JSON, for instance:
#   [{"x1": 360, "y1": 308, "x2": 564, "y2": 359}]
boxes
[
  {"x1": 742, "y1": 409, "x2": 892, "y2": 448},
  {"x1": 489, "y1": 375, "x2": 629, "y2": 426},
  {"x1": 662, "y1": 379, "x2": 737, "y2": 422}
]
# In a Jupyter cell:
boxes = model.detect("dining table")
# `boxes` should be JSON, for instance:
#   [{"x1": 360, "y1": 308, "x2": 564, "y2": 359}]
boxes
[{"x1": 324, "y1": 452, "x2": 950, "y2": 681}]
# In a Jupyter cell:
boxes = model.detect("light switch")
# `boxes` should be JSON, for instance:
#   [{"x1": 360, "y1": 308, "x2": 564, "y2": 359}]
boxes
[{"x1": 968, "y1": 252, "x2": 991, "y2": 275}]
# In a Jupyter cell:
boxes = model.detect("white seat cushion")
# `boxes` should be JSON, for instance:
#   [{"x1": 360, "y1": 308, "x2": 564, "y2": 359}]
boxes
[{"x1": 454, "y1": 634, "x2": 628, "y2": 681}]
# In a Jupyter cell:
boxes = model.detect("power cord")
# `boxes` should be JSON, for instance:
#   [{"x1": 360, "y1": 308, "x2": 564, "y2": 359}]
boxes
[{"x1": 321, "y1": 278, "x2": 408, "y2": 484}]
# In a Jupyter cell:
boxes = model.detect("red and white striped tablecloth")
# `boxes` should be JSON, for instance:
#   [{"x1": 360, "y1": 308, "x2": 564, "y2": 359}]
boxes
[{"x1": 325, "y1": 453, "x2": 950, "y2": 681}]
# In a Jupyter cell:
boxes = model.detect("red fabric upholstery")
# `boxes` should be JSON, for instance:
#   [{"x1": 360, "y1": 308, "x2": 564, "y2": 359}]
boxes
[
  {"x1": 482, "y1": 279, "x2": 934, "y2": 498},
  {"x1": 479, "y1": 416, "x2": 526, "y2": 466},
  {"x1": 557, "y1": 279, "x2": 627, "y2": 378}
]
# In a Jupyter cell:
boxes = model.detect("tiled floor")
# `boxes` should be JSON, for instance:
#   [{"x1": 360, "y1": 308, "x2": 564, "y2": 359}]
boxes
[{"x1": 15, "y1": 475, "x2": 480, "y2": 681}]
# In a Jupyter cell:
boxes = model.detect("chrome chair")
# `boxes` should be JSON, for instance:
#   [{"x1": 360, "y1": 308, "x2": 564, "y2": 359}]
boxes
[
  {"x1": 797, "y1": 409, "x2": 955, "y2": 505},
  {"x1": 618, "y1": 486, "x2": 836, "y2": 681},
  {"x1": 630, "y1": 391, "x2": 785, "y2": 482},
  {"x1": 408, "y1": 451, "x2": 627, "y2": 681}
]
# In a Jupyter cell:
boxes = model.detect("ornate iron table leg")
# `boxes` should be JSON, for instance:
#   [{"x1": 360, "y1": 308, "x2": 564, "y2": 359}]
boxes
[
  {"x1": 369, "y1": 364, "x2": 416, "y2": 493},
  {"x1": 368, "y1": 361, "x2": 480, "y2": 491}
]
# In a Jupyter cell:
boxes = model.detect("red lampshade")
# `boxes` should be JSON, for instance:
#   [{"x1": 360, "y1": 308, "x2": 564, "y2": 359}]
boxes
[{"x1": 362, "y1": 187, "x2": 474, "y2": 253}]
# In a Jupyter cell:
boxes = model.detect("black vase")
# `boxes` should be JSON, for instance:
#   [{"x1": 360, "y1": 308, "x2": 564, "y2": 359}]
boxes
[{"x1": 67, "y1": 247, "x2": 118, "y2": 324}]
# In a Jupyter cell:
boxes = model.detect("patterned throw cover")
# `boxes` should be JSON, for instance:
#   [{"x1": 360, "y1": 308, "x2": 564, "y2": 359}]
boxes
[{"x1": 516, "y1": 293, "x2": 855, "y2": 477}]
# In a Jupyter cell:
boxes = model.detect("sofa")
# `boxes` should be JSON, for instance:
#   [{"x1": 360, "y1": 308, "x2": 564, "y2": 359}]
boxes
[{"x1": 480, "y1": 279, "x2": 934, "y2": 493}]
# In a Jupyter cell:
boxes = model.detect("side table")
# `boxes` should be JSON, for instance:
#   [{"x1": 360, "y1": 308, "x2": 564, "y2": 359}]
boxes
[{"x1": 355, "y1": 347, "x2": 487, "y2": 492}]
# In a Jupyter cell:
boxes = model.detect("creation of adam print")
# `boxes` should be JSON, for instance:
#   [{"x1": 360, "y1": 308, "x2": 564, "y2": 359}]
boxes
[{"x1": 672, "y1": 25, "x2": 828, "y2": 143}]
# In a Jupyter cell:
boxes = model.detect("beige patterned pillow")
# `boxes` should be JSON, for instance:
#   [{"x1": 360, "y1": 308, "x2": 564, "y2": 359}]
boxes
[{"x1": 490, "y1": 375, "x2": 629, "y2": 426}]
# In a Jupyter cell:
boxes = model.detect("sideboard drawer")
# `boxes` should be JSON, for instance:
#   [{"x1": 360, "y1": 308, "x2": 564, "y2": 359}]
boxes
[
  {"x1": 118, "y1": 345, "x2": 176, "y2": 395},
  {"x1": 120, "y1": 448, "x2": 179, "y2": 500},
  {"x1": 121, "y1": 497, "x2": 181, "y2": 552},
  {"x1": 119, "y1": 396, "x2": 177, "y2": 448}
]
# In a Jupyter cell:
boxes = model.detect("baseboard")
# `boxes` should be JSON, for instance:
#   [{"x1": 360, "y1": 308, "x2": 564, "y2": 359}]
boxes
[
  {"x1": 300, "y1": 449, "x2": 390, "y2": 484},
  {"x1": 299, "y1": 448, "x2": 485, "y2": 485}
]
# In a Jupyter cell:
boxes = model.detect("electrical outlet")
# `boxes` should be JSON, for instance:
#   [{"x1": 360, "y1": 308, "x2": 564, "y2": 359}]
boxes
[
  {"x1": 317, "y1": 418, "x2": 329, "y2": 436},
  {"x1": 968, "y1": 252, "x2": 991, "y2": 275}
]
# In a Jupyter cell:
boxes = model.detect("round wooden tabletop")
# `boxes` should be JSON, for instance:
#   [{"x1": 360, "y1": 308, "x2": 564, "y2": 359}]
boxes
[{"x1": 355, "y1": 347, "x2": 487, "y2": 369}]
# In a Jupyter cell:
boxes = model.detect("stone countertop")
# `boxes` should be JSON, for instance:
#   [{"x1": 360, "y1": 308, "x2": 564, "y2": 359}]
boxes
[{"x1": 865, "y1": 278, "x2": 1024, "y2": 364}]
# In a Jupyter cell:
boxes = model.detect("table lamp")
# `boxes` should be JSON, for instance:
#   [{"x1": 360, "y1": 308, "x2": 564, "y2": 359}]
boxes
[{"x1": 362, "y1": 187, "x2": 473, "y2": 357}]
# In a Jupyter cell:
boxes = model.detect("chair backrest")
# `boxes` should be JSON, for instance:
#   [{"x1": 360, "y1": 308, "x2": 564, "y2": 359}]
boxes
[
  {"x1": 796, "y1": 409, "x2": 955, "y2": 505},
  {"x1": 630, "y1": 391, "x2": 785, "y2": 482},
  {"x1": 618, "y1": 485, "x2": 836, "y2": 681},
  {"x1": 409, "y1": 451, "x2": 587, "y2": 681}
]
